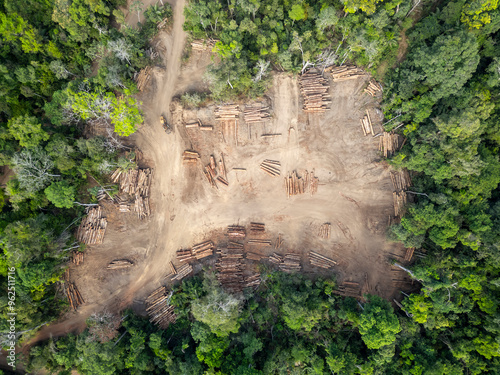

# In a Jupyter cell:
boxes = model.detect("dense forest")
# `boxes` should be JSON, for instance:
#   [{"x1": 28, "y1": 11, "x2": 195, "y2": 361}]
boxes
[{"x1": 1, "y1": 0, "x2": 500, "y2": 373}]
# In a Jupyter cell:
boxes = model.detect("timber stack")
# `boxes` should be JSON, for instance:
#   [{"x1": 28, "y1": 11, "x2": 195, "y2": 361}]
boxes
[
  {"x1": 215, "y1": 104, "x2": 241, "y2": 122},
  {"x1": 318, "y1": 223, "x2": 331, "y2": 239},
  {"x1": 146, "y1": 287, "x2": 177, "y2": 329},
  {"x1": 227, "y1": 225, "x2": 246, "y2": 239},
  {"x1": 171, "y1": 263, "x2": 193, "y2": 282},
  {"x1": 390, "y1": 169, "x2": 412, "y2": 192},
  {"x1": 332, "y1": 281, "x2": 361, "y2": 298},
  {"x1": 250, "y1": 222, "x2": 265, "y2": 233},
  {"x1": 379, "y1": 132, "x2": 401, "y2": 157},
  {"x1": 191, "y1": 39, "x2": 216, "y2": 51},
  {"x1": 260, "y1": 159, "x2": 281, "y2": 177},
  {"x1": 66, "y1": 282, "x2": 85, "y2": 310},
  {"x1": 185, "y1": 118, "x2": 213, "y2": 131},
  {"x1": 183, "y1": 150, "x2": 200, "y2": 164},
  {"x1": 248, "y1": 239, "x2": 272, "y2": 246},
  {"x1": 360, "y1": 111, "x2": 374, "y2": 136},
  {"x1": 76, "y1": 206, "x2": 107, "y2": 245},
  {"x1": 331, "y1": 65, "x2": 366, "y2": 81},
  {"x1": 244, "y1": 273, "x2": 261, "y2": 289},
  {"x1": 134, "y1": 168, "x2": 153, "y2": 220},
  {"x1": 107, "y1": 259, "x2": 134, "y2": 270},
  {"x1": 204, "y1": 154, "x2": 228, "y2": 188},
  {"x1": 309, "y1": 251, "x2": 337, "y2": 269},
  {"x1": 246, "y1": 252, "x2": 264, "y2": 261},
  {"x1": 364, "y1": 78, "x2": 383, "y2": 96},
  {"x1": 135, "y1": 66, "x2": 152, "y2": 91},
  {"x1": 279, "y1": 253, "x2": 302, "y2": 273},
  {"x1": 244, "y1": 103, "x2": 271, "y2": 123},
  {"x1": 299, "y1": 70, "x2": 331, "y2": 113},
  {"x1": 393, "y1": 191, "x2": 407, "y2": 217},
  {"x1": 284, "y1": 170, "x2": 319, "y2": 198},
  {"x1": 192, "y1": 240, "x2": 215, "y2": 260},
  {"x1": 177, "y1": 248, "x2": 195, "y2": 263},
  {"x1": 216, "y1": 242, "x2": 245, "y2": 292},
  {"x1": 269, "y1": 253, "x2": 283, "y2": 264},
  {"x1": 72, "y1": 251, "x2": 84, "y2": 265},
  {"x1": 404, "y1": 247, "x2": 415, "y2": 263}
]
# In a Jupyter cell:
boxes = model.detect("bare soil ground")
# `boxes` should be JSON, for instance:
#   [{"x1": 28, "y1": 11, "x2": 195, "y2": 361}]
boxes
[{"x1": 27, "y1": 0, "x2": 409, "y2": 347}]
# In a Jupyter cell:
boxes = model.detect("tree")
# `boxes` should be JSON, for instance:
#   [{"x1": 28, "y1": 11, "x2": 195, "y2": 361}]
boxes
[
  {"x1": 44, "y1": 181, "x2": 76, "y2": 208},
  {"x1": 130, "y1": 1, "x2": 144, "y2": 23},
  {"x1": 107, "y1": 38, "x2": 132, "y2": 64},
  {"x1": 461, "y1": 0, "x2": 499, "y2": 29},
  {"x1": 11, "y1": 147, "x2": 59, "y2": 193},
  {"x1": 341, "y1": 0, "x2": 382, "y2": 15},
  {"x1": 358, "y1": 296, "x2": 401, "y2": 349},
  {"x1": 288, "y1": 4, "x2": 306, "y2": 21},
  {"x1": 7, "y1": 115, "x2": 49, "y2": 149}
]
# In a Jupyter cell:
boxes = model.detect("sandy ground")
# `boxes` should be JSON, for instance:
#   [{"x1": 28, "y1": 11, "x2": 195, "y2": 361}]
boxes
[{"x1": 25, "y1": 0, "x2": 411, "y2": 349}]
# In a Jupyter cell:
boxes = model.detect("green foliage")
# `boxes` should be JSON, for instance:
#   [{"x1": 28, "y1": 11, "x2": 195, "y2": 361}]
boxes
[
  {"x1": 7, "y1": 115, "x2": 49, "y2": 148},
  {"x1": 44, "y1": 181, "x2": 76, "y2": 209}
]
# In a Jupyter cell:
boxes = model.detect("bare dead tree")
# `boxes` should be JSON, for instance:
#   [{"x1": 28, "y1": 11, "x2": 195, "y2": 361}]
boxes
[
  {"x1": 108, "y1": 38, "x2": 132, "y2": 65},
  {"x1": 253, "y1": 60, "x2": 270, "y2": 82},
  {"x1": 12, "y1": 148, "x2": 59, "y2": 193}
]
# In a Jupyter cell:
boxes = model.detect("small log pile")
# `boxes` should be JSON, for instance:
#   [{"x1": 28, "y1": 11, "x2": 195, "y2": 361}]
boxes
[
  {"x1": 183, "y1": 150, "x2": 200, "y2": 164},
  {"x1": 171, "y1": 263, "x2": 193, "y2": 282},
  {"x1": 364, "y1": 78, "x2": 382, "y2": 96},
  {"x1": 76, "y1": 206, "x2": 107, "y2": 245},
  {"x1": 66, "y1": 282, "x2": 85, "y2": 310},
  {"x1": 284, "y1": 170, "x2": 319, "y2": 198},
  {"x1": 119, "y1": 203, "x2": 130, "y2": 212},
  {"x1": 146, "y1": 287, "x2": 177, "y2": 329},
  {"x1": 333, "y1": 281, "x2": 361, "y2": 298},
  {"x1": 177, "y1": 249, "x2": 195, "y2": 263},
  {"x1": 268, "y1": 253, "x2": 283, "y2": 265},
  {"x1": 393, "y1": 191, "x2": 407, "y2": 217},
  {"x1": 404, "y1": 247, "x2": 415, "y2": 263},
  {"x1": 331, "y1": 65, "x2": 365, "y2": 81},
  {"x1": 248, "y1": 239, "x2": 272, "y2": 245},
  {"x1": 244, "y1": 103, "x2": 271, "y2": 123},
  {"x1": 309, "y1": 251, "x2": 337, "y2": 269},
  {"x1": 275, "y1": 233, "x2": 284, "y2": 249},
  {"x1": 390, "y1": 169, "x2": 412, "y2": 192},
  {"x1": 215, "y1": 104, "x2": 241, "y2": 121},
  {"x1": 72, "y1": 251, "x2": 84, "y2": 265},
  {"x1": 216, "y1": 242, "x2": 245, "y2": 292},
  {"x1": 279, "y1": 253, "x2": 302, "y2": 273},
  {"x1": 107, "y1": 259, "x2": 134, "y2": 270},
  {"x1": 246, "y1": 252, "x2": 264, "y2": 261},
  {"x1": 250, "y1": 222, "x2": 265, "y2": 233},
  {"x1": 191, "y1": 39, "x2": 216, "y2": 51},
  {"x1": 227, "y1": 225, "x2": 246, "y2": 239},
  {"x1": 260, "y1": 159, "x2": 280, "y2": 177},
  {"x1": 299, "y1": 70, "x2": 331, "y2": 113},
  {"x1": 185, "y1": 119, "x2": 213, "y2": 131},
  {"x1": 360, "y1": 111, "x2": 374, "y2": 136},
  {"x1": 192, "y1": 240, "x2": 215, "y2": 260},
  {"x1": 318, "y1": 223, "x2": 331, "y2": 239},
  {"x1": 244, "y1": 273, "x2": 261, "y2": 289},
  {"x1": 134, "y1": 169, "x2": 153, "y2": 220},
  {"x1": 379, "y1": 132, "x2": 400, "y2": 157},
  {"x1": 135, "y1": 66, "x2": 152, "y2": 91}
]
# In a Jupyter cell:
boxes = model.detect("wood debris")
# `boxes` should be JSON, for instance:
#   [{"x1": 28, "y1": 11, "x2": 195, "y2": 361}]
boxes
[
  {"x1": 275, "y1": 233, "x2": 284, "y2": 249},
  {"x1": 318, "y1": 223, "x2": 331, "y2": 239},
  {"x1": 390, "y1": 169, "x2": 412, "y2": 192},
  {"x1": 279, "y1": 253, "x2": 302, "y2": 273},
  {"x1": 66, "y1": 282, "x2": 85, "y2": 310},
  {"x1": 364, "y1": 78, "x2": 383, "y2": 96},
  {"x1": 404, "y1": 247, "x2": 415, "y2": 263},
  {"x1": 76, "y1": 206, "x2": 107, "y2": 245},
  {"x1": 299, "y1": 70, "x2": 331, "y2": 113},
  {"x1": 250, "y1": 222, "x2": 265, "y2": 233},
  {"x1": 215, "y1": 104, "x2": 241, "y2": 121},
  {"x1": 146, "y1": 287, "x2": 177, "y2": 329},
  {"x1": 260, "y1": 159, "x2": 281, "y2": 177},
  {"x1": 216, "y1": 243, "x2": 245, "y2": 293},
  {"x1": 107, "y1": 259, "x2": 134, "y2": 270},
  {"x1": 360, "y1": 112, "x2": 374, "y2": 136},
  {"x1": 309, "y1": 251, "x2": 337, "y2": 269},
  {"x1": 244, "y1": 103, "x2": 270, "y2": 123},
  {"x1": 393, "y1": 191, "x2": 407, "y2": 217},
  {"x1": 284, "y1": 170, "x2": 319, "y2": 198},
  {"x1": 331, "y1": 65, "x2": 366, "y2": 81},
  {"x1": 72, "y1": 251, "x2": 84, "y2": 265},
  {"x1": 183, "y1": 150, "x2": 200, "y2": 164},
  {"x1": 227, "y1": 225, "x2": 246, "y2": 239},
  {"x1": 135, "y1": 66, "x2": 152, "y2": 91},
  {"x1": 171, "y1": 263, "x2": 193, "y2": 281}
]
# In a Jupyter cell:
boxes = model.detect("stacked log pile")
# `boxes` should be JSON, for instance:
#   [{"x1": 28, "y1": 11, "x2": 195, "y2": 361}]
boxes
[
  {"x1": 72, "y1": 251, "x2": 84, "y2": 265},
  {"x1": 66, "y1": 282, "x2": 85, "y2": 310},
  {"x1": 364, "y1": 78, "x2": 383, "y2": 96},
  {"x1": 135, "y1": 66, "x2": 152, "y2": 91},
  {"x1": 134, "y1": 169, "x2": 153, "y2": 220},
  {"x1": 203, "y1": 154, "x2": 228, "y2": 188},
  {"x1": 107, "y1": 259, "x2": 134, "y2": 270},
  {"x1": 284, "y1": 170, "x2": 319, "y2": 198},
  {"x1": 171, "y1": 264, "x2": 193, "y2": 281},
  {"x1": 244, "y1": 273, "x2": 261, "y2": 289},
  {"x1": 404, "y1": 247, "x2": 415, "y2": 263},
  {"x1": 177, "y1": 249, "x2": 195, "y2": 263},
  {"x1": 299, "y1": 70, "x2": 331, "y2": 113},
  {"x1": 360, "y1": 111, "x2": 374, "y2": 136},
  {"x1": 309, "y1": 251, "x2": 337, "y2": 269},
  {"x1": 183, "y1": 150, "x2": 200, "y2": 164},
  {"x1": 269, "y1": 253, "x2": 283, "y2": 264},
  {"x1": 260, "y1": 160, "x2": 281, "y2": 177},
  {"x1": 76, "y1": 206, "x2": 107, "y2": 244},
  {"x1": 192, "y1": 240, "x2": 215, "y2": 260},
  {"x1": 227, "y1": 225, "x2": 246, "y2": 239},
  {"x1": 390, "y1": 169, "x2": 412, "y2": 192},
  {"x1": 191, "y1": 39, "x2": 216, "y2": 51},
  {"x1": 146, "y1": 287, "x2": 177, "y2": 329},
  {"x1": 215, "y1": 104, "x2": 241, "y2": 121},
  {"x1": 319, "y1": 223, "x2": 331, "y2": 239},
  {"x1": 393, "y1": 191, "x2": 407, "y2": 217},
  {"x1": 185, "y1": 119, "x2": 213, "y2": 131},
  {"x1": 250, "y1": 222, "x2": 265, "y2": 233},
  {"x1": 379, "y1": 132, "x2": 400, "y2": 157},
  {"x1": 332, "y1": 281, "x2": 361, "y2": 298},
  {"x1": 244, "y1": 103, "x2": 270, "y2": 123},
  {"x1": 246, "y1": 252, "x2": 264, "y2": 261},
  {"x1": 331, "y1": 65, "x2": 366, "y2": 81},
  {"x1": 119, "y1": 203, "x2": 130, "y2": 212},
  {"x1": 275, "y1": 233, "x2": 284, "y2": 249},
  {"x1": 248, "y1": 239, "x2": 272, "y2": 246},
  {"x1": 279, "y1": 253, "x2": 302, "y2": 273},
  {"x1": 216, "y1": 242, "x2": 245, "y2": 292}
]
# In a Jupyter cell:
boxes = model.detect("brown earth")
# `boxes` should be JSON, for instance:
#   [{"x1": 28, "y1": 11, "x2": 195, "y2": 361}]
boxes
[{"x1": 25, "y1": 0, "x2": 410, "y2": 349}]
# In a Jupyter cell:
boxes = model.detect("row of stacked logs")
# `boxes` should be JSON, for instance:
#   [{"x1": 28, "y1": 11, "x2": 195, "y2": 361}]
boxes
[
  {"x1": 244, "y1": 103, "x2": 271, "y2": 123},
  {"x1": 379, "y1": 132, "x2": 401, "y2": 157},
  {"x1": 72, "y1": 251, "x2": 84, "y2": 265},
  {"x1": 215, "y1": 104, "x2": 241, "y2": 121},
  {"x1": 171, "y1": 264, "x2": 193, "y2": 282},
  {"x1": 268, "y1": 252, "x2": 302, "y2": 273},
  {"x1": 364, "y1": 78, "x2": 383, "y2": 96},
  {"x1": 76, "y1": 206, "x2": 107, "y2": 245},
  {"x1": 331, "y1": 65, "x2": 366, "y2": 81},
  {"x1": 135, "y1": 66, "x2": 152, "y2": 91},
  {"x1": 107, "y1": 259, "x2": 134, "y2": 270},
  {"x1": 185, "y1": 118, "x2": 213, "y2": 131},
  {"x1": 309, "y1": 251, "x2": 337, "y2": 269},
  {"x1": 360, "y1": 111, "x2": 374, "y2": 136},
  {"x1": 216, "y1": 241, "x2": 245, "y2": 293},
  {"x1": 176, "y1": 240, "x2": 215, "y2": 263},
  {"x1": 146, "y1": 287, "x2": 177, "y2": 329},
  {"x1": 260, "y1": 159, "x2": 281, "y2": 177},
  {"x1": 318, "y1": 223, "x2": 331, "y2": 239},
  {"x1": 66, "y1": 282, "x2": 85, "y2": 310},
  {"x1": 299, "y1": 70, "x2": 331, "y2": 113},
  {"x1": 183, "y1": 150, "x2": 200, "y2": 164},
  {"x1": 204, "y1": 154, "x2": 228, "y2": 188},
  {"x1": 285, "y1": 170, "x2": 319, "y2": 198}
]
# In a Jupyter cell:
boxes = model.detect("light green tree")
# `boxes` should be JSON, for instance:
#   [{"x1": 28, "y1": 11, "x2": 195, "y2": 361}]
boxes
[
  {"x1": 44, "y1": 181, "x2": 76, "y2": 209},
  {"x1": 7, "y1": 115, "x2": 49, "y2": 149}
]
